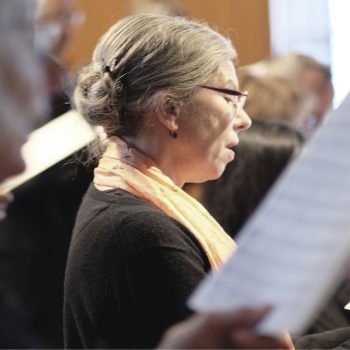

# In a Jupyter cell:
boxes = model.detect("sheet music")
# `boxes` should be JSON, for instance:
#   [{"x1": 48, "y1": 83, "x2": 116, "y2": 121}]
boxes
[
  {"x1": 189, "y1": 93, "x2": 350, "y2": 336},
  {"x1": 0, "y1": 110, "x2": 97, "y2": 194}
]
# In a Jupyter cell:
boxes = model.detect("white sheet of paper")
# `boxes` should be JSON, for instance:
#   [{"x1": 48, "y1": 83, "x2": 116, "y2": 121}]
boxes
[
  {"x1": 0, "y1": 110, "x2": 97, "y2": 194},
  {"x1": 189, "y1": 93, "x2": 350, "y2": 336}
]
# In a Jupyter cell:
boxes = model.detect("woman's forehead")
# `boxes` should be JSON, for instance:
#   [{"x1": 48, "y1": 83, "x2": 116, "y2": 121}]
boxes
[{"x1": 208, "y1": 60, "x2": 238, "y2": 88}]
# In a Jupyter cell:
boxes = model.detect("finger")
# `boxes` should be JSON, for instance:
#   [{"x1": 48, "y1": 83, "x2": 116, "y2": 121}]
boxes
[
  {"x1": 5, "y1": 192, "x2": 14, "y2": 203},
  {"x1": 0, "y1": 192, "x2": 14, "y2": 220},
  {"x1": 0, "y1": 192, "x2": 14, "y2": 203},
  {"x1": 231, "y1": 329, "x2": 292, "y2": 349},
  {"x1": 0, "y1": 208, "x2": 6, "y2": 220},
  {"x1": 207, "y1": 305, "x2": 272, "y2": 330}
]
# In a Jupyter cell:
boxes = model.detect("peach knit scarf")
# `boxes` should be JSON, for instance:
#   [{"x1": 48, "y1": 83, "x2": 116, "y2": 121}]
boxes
[{"x1": 93, "y1": 136, "x2": 236, "y2": 271}]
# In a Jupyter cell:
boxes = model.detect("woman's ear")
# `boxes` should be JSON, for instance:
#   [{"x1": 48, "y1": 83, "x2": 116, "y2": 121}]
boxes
[{"x1": 156, "y1": 96, "x2": 181, "y2": 132}]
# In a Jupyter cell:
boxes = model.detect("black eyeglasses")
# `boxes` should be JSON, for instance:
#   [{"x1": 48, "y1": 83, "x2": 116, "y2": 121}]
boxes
[{"x1": 199, "y1": 85, "x2": 248, "y2": 113}]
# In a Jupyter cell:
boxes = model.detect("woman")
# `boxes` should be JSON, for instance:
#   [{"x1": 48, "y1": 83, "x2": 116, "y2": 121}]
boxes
[
  {"x1": 64, "y1": 13, "x2": 251, "y2": 349},
  {"x1": 0, "y1": 4, "x2": 287, "y2": 349}
]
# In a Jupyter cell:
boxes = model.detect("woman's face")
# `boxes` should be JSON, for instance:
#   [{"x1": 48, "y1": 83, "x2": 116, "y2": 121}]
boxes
[{"x1": 174, "y1": 60, "x2": 251, "y2": 184}]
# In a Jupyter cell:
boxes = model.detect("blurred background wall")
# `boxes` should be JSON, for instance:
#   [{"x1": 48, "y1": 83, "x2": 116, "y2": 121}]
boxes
[
  {"x1": 64, "y1": 0, "x2": 270, "y2": 69},
  {"x1": 63, "y1": 0, "x2": 349, "y2": 107}
]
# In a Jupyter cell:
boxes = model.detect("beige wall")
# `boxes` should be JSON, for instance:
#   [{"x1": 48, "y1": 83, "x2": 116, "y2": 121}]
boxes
[
  {"x1": 64, "y1": 0, "x2": 270, "y2": 69},
  {"x1": 184, "y1": 0, "x2": 270, "y2": 66}
]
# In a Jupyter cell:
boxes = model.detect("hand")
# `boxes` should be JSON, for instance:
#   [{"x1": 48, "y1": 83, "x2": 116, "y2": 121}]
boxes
[
  {"x1": 157, "y1": 306, "x2": 294, "y2": 349},
  {"x1": 0, "y1": 193, "x2": 14, "y2": 220}
]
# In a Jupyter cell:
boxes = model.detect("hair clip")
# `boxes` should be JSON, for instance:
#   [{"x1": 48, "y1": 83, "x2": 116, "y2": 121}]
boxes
[
  {"x1": 103, "y1": 65, "x2": 111, "y2": 74},
  {"x1": 103, "y1": 57, "x2": 119, "y2": 77}
]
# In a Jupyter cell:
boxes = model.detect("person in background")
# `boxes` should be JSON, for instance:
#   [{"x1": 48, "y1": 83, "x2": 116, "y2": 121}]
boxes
[
  {"x1": 202, "y1": 118, "x2": 350, "y2": 348},
  {"x1": 202, "y1": 119, "x2": 304, "y2": 238},
  {"x1": 34, "y1": 0, "x2": 85, "y2": 121},
  {"x1": 237, "y1": 69, "x2": 314, "y2": 129},
  {"x1": 245, "y1": 53, "x2": 334, "y2": 137},
  {"x1": 0, "y1": 0, "x2": 49, "y2": 346},
  {"x1": 0, "y1": 0, "x2": 47, "y2": 183},
  {"x1": 0, "y1": 0, "x2": 89, "y2": 347},
  {"x1": 35, "y1": 0, "x2": 84, "y2": 60}
]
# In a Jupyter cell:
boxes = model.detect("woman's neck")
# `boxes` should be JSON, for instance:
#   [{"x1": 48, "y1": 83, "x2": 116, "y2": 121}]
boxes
[{"x1": 123, "y1": 133, "x2": 185, "y2": 188}]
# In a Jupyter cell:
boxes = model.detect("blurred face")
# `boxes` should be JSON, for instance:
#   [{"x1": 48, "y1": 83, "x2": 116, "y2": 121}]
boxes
[
  {"x1": 300, "y1": 68, "x2": 334, "y2": 120},
  {"x1": 35, "y1": 0, "x2": 84, "y2": 57},
  {"x1": 0, "y1": 2, "x2": 48, "y2": 183},
  {"x1": 173, "y1": 60, "x2": 251, "y2": 184}
]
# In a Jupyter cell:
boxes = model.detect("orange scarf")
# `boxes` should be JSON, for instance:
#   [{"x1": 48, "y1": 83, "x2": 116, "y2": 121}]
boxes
[{"x1": 93, "y1": 136, "x2": 236, "y2": 271}]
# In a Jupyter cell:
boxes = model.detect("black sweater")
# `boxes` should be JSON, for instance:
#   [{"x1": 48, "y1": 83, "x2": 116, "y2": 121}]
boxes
[{"x1": 64, "y1": 185, "x2": 210, "y2": 349}]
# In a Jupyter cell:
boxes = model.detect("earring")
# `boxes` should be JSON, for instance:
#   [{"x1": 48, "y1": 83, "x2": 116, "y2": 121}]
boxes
[{"x1": 169, "y1": 130, "x2": 178, "y2": 139}]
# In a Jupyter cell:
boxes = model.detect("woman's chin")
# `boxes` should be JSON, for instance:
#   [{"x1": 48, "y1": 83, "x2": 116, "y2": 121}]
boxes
[
  {"x1": 191, "y1": 159, "x2": 234, "y2": 183},
  {"x1": 205, "y1": 166, "x2": 227, "y2": 182}
]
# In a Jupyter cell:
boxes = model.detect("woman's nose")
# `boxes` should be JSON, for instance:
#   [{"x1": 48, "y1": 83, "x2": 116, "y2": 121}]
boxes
[{"x1": 234, "y1": 109, "x2": 251, "y2": 132}]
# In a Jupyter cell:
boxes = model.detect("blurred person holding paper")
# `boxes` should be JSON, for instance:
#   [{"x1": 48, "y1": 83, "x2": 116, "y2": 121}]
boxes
[
  {"x1": 0, "y1": 0, "x2": 91, "y2": 347},
  {"x1": 0, "y1": 0, "x2": 50, "y2": 346}
]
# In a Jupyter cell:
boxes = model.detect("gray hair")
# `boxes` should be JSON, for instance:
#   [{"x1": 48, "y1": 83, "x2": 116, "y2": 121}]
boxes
[{"x1": 74, "y1": 13, "x2": 236, "y2": 137}]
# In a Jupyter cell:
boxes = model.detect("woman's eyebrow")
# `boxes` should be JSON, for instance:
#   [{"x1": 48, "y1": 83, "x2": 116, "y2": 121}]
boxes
[{"x1": 224, "y1": 78, "x2": 239, "y2": 89}]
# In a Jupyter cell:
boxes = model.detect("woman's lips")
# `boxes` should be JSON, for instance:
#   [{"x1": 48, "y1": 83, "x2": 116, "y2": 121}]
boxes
[{"x1": 226, "y1": 139, "x2": 239, "y2": 149}]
